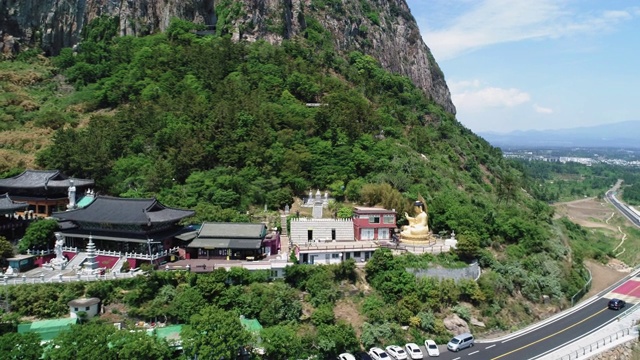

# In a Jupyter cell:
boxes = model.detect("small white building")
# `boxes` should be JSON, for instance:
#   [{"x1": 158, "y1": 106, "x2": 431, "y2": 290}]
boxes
[
  {"x1": 295, "y1": 240, "x2": 379, "y2": 265},
  {"x1": 68, "y1": 297, "x2": 101, "y2": 319},
  {"x1": 289, "y1": 218, "x2": 354, "y2": 245}
]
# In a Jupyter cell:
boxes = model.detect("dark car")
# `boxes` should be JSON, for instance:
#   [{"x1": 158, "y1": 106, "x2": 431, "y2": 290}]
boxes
[
  {"x1": 608, "y1": 298, "x2": 626, "y2": 310},
  {"x1": 354, "y1": 352, "x2": 373, "y2": 360}
]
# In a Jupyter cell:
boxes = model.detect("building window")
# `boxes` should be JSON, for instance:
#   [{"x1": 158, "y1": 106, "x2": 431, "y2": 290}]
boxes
[
  {"x1": 308, "y1": 230, "x2": 313, "y2": 241},
  {"x1": 332, "y1": 253, "x2": 340, "y2": 259},
  {"x1": 331, "y1": 229, "x2": 336, "y2": 240},
  {"x1": 74, "y1": 307, "x2": 78, "y2": 311},
  {"x1": 383, "y1": 214, "x2": 395, "y2": 224},
  {"x1": 86, "y1": 306, "x2": 90, "y2": 311},
  {"x1": 368, "y1": 215, "x2": 380, "y2": 224},
  {"x1": 354, "y1": 251, "x2": 361, "y2": 257},
  {"x1": 378, "y1": 228, "x2": 390, "y2": 240}
]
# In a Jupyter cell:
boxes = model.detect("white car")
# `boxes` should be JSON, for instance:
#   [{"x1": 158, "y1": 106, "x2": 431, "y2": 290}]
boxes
[
  {"x1": 404, "y1": 343, "x2": 424, "y2": 359},
  {"x1": 338, "y1": 353, "x2": 356, "y2": 360},
  {"x1": 385, "y1": 345, "x2": 408, "y2": 360},
  {"x1": 369, "y1": 347, "x2": 391, "y2": 360},
  {"x1": 424, "y1": 340, "x2": 440, "y2": 357}
]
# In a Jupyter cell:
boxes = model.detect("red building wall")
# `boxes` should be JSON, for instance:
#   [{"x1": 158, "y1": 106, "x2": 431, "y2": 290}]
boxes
[{"x1": 353, "y1": 207, "x2": 397, "y2": 241}]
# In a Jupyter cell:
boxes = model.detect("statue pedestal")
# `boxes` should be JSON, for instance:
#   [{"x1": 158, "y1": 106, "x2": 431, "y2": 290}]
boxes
[
  {"x1": 49, "y1": 259, "x2": 68, "y2": 270},
  {"x1": 400, "y1": 233, "x2": 436, "y2": 245}
]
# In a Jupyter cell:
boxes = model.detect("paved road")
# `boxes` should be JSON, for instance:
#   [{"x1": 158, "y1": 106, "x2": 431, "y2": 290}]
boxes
[
  {"x1": 393, "y1": 270, "x2": 640, "y2": 360},
  {"x1": 606, "y1": 189, "x2": 640, "y2": 227}
]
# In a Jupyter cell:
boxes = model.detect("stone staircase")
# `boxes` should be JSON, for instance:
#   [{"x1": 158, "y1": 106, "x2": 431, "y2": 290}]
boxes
[
  {"x1": 66, "y1": 252, "x2": 87, "y2": 269},
  {"x1": 111, "y1": 257, "x2": 127, "y2": 273},
  {"x1": 280, "y1": 215, "x2": 288, "y2": 235}
]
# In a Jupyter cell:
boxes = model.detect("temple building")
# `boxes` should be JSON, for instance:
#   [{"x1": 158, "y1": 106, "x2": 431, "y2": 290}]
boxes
[
  {"x1": 179, "y1": 222, "x2": 272, "y2": 261},
  {"x1": 0, "y1": 170, "x2": 94, "y2": 217},
  {"x1": 51, "y1": 196, "x2": 194, "y2": 266},
  {"x1": 0, "y1": 193, "x2": 29, "y2": 240}
]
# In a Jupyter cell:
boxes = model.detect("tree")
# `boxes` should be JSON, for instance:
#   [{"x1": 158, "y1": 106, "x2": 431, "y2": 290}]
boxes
[
  {"x1": 315, "y1": 322, "x2": 359, "y2": 358},
  {"x1": 18, "y1": 219, "x2": 58, "y2": 253},
  {"x1": 455, "y1": 232, "x2": 481, "y2": 261},
  {"x1": 168, "y1": 285, "x2": 206, "y2": 323},
  {"x1": 181, "y1": 306, "x2": 250, "y2": 360},
  {"x1": 46, "y1": 322, "x2": 117, "y2": 360},
  {"x1": 108, "y1": 330, "x2": 173, "y2": 360},
  {"x1": 0, "y1": 236, "x2": 14, "y2": 261},
  {"x1": 261, "y1": 324, "x2": 302, "y2": 359},
  {"x1": 0, "y1": 332, "x2": 43, "y2": 360}
]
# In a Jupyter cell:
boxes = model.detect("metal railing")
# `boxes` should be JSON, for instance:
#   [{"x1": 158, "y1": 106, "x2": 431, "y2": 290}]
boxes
[
  {"x1": 570, "y1": 266, "x2": 593, "y2": 306},
  {"x1": 554, "y1": 326, "x2": 636, "y2": 360}
]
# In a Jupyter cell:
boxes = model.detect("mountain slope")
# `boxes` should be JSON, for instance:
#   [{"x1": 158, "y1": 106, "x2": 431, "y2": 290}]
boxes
[{"x1": 0, "y1": 0, "x2": 455, "y2": 114}]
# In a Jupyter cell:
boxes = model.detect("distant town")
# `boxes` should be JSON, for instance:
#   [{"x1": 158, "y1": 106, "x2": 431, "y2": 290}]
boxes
[{"x1": 500, "y1": 147, "x2": 640, "y2": 167}]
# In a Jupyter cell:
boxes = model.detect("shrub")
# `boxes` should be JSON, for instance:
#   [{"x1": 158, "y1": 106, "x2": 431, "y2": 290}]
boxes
[
  {"x1": 120, "y1": 260, "x2": 131, "y2": 273},
  {"x1": 452, "y1": 304, "x2": 471, "y2": 322}
]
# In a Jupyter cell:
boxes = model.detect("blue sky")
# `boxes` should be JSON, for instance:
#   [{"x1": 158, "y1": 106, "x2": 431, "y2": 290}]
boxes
[{"x1": 406, "y1": 0, "x2": 640, "y2": 133}]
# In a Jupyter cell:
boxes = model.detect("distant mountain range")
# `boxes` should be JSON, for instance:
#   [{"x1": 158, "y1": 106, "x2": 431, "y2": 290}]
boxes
[{"x1": 478, "y1": 121, "x2": 640, "y2": 149}]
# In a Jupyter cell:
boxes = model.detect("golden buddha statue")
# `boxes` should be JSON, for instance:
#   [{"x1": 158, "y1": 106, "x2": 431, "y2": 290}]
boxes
[{"x1": 400, "y1": 195, "x2": 433, "y2": 243}]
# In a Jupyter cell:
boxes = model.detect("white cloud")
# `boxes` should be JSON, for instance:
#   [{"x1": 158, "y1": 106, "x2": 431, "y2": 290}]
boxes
[
  {"x1": 451, "y1": 81, "x2": 531, "y2": 111},
  {"x1": 533, "y1": 104, "x2": 554, "y2": 114},
  {"x1": 421, "y1": 0, "x2": 639, "y2": 60}
]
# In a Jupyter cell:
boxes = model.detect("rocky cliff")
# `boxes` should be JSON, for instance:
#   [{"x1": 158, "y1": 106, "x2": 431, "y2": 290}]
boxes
[{"x1": 0, "y1": 0, "x2": 455, "y2": 114}]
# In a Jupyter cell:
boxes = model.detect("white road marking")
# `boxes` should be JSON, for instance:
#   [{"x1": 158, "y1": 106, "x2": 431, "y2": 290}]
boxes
[
  {"x1": 485, "y1": 345, "x2": 496, "y2": 349},
  {"x1": 468, "y1": 351, "x2": 479, "y2": 355}
]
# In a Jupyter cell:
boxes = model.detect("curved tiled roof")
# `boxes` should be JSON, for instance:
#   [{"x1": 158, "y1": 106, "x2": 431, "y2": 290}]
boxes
[
  {"x1": 0, "y1": 193, "x2": 28, "y2": 213},
  {"x1": 0, "y1": 170, "x2": 94, "y2": 189},
  {"x1": 51, "y1": 196, "x2": 194, "y2": 225}
]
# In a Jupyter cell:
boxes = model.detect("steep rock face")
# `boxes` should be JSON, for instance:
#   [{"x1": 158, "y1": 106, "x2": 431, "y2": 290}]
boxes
[
  {"x1": 0, "y1": 0, "x2": 215, "y2": 54},
  {"x1": 0, "y1": 0, "x2": 455, "y2": 114}
]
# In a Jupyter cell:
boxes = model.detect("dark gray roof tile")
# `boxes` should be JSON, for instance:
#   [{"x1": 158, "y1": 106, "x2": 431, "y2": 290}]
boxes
[
  {"x1": 0, "y1": 170, "x2": 94, "y2": 189},
  {"x1": 51, "y1": 196, "x2": 194, "y2": 225}
]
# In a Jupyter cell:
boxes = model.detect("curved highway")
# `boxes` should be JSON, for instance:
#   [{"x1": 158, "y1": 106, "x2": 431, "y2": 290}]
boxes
[
  {"x1": 606, "y1": 189, "x2": 640, "y2": 227},
  {"x1": 423, "y1": 184, "x2": 640, "y2": 360},
  {"x1": 428, "y1": 273, "x2": 638, "y2": 360}
]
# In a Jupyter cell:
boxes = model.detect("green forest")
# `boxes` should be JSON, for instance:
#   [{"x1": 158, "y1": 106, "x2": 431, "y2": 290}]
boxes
[{"x1": 1, "y1": 11, "x2": 632, "y2": 359}]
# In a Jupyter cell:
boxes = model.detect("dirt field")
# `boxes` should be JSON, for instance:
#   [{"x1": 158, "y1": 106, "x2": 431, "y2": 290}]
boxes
[
  {"x1": 554, "y1": 197, "x2": 633, "y2": 296},
  {"x1": 554, "y1": 197, "x2": 619, "y2": 231}
]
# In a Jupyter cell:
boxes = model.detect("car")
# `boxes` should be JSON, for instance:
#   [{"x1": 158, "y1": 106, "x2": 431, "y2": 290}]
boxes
[
  {"x1": 368, "y1": 347, "x2": 391, "y2": 360},
  {"x1": 385, "y1": 345, "x2": 408, "y2": 360},
  {"x1": 424, "y1": 340, "x2": 439, "y2": 357},
  {"x1": 608, "y1": 298, "x2": 626, "y2": 310},
  {"x1": 354, "y1": 352, "x2": 373, "y2": 360},
  {"x1": 338, "y1": 354, "x2": 357, "y2": 360},
  {"x1": 447, "y1": 333, "x2": 474, "y2": 352},
  {"x1": 404, "y1": 343, "x2": 424, "y2": 359}
]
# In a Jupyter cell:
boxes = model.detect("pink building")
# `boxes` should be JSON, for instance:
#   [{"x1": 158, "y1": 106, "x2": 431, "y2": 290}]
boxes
[{"x1": 352, "y1": 207, "x2": 397, "y2": 241}]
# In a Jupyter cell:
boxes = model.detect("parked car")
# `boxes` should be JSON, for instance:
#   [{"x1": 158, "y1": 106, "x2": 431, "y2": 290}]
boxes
[
  {"x1": 354, "y1": 352, "x2": 373, "y2": 360},
  {"x1": 447, "y1": 333, "x2": 474, "y2": 352},
  {"x1": 385, "y1": 345, "x2": 408, "y2": 360},
  {"x1": 354, "y1": 351, "x2": 371, "y2": 360},
  {"x1": 404, "y1": 343, "x2": 424, "y2": 359},
  {"x1": 369, "y1": 347, "x2": 391, "y2": 360},
  {"x1": 608, "y1": 298, "x2": 626, "y2": 310},
  {"x1": 424, "y1": 340, "x2": 440, "y2": 357},
  {"x1": 338, "y1": 354, "x2": 357, "y2": 360}
]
